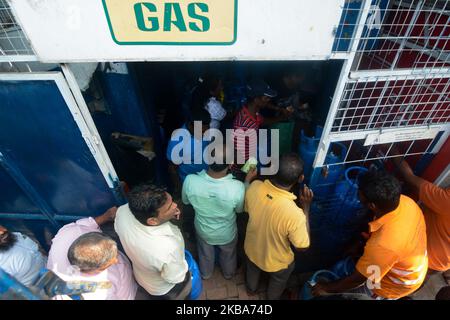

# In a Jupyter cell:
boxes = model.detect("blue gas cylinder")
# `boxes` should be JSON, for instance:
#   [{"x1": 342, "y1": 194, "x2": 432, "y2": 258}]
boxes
[
  {"x1": 300, "y1": 270, "x2": 339, "y2": 300},
  {"x1": 298, "y1": 126, "x2": 323, "y2": 179},
  {"x1": 185, "y1": 250, "x2": 203, "y2": 300},
  {"x1": 313, "y1": 142, "x2": 347, "y2": 199},
  {"x1": 330, "y1": 257, "x2": 356, "y2": 278},
  {"x1": 334, "y1": 166, "x2": 368, "y2": 226}
]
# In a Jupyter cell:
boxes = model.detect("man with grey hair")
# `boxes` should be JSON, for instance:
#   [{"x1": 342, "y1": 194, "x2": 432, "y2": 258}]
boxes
[
  {"x1": 47, "y1": 207, "x2": 137, "y2": 300},
  {"x1": 67, "y1": 232, "x2": 118, "y2": 274}
]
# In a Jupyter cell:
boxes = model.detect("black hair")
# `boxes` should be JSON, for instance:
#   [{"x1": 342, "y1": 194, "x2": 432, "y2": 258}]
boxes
[
  {"x1": 127, "y1": 184, "x2": 168, "y2": 225},
  {"x1": 67, "y1": 232, "x2": 117, "y2": 273},
  {"x1": 191, "y1": 75, "x2": 221, "y2": 113},
  {"x1": 246, "y1": 96, "x2": 258, "y2": 104},
  {"x1": 0, "y1": 231, "x2": 17, "y2": 253},
  {"x1": 208, "y1": 145, "x2": 230, "y2": 172},
  {"x1": 190, "y1": 107, "x2": 211, "y2": 124},
  {"x1": 272, "y1": 153, "x2": 304, "y2": 188},
  {"x1": 358, "y1": 170, "x2": 401, "y2": 213}
]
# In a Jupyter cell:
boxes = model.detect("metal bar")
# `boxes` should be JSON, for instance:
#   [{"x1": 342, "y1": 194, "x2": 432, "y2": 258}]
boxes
[
  {"x1": 423, "y1": 77, "x2": 450, "y2": 125},
  {"x1": 328, "y1": 123, "x2": 450, "y2": 142},
  {"x1": 60, "y1": 64, "x2": 125, "y2": 204},
  {"x1": 60, "y1": 64, "x2": 120, "y2": 183},
  {"x1": 396, "y1": 76, "x2": 426, "y2": 127},
  {"x1": 391, "y1": 1, "x2": 424, "y2": 69},
  {"x1": 0, "y1": 213, "x2": 86, "y2": 222},
  {"x1": 0, "y1": 55, "x2": 37, "y2": 62},
  {"x1": 393, "y1": 0, "x2": 450, "y2": 16},
  {"x1": 412, "y1": 0, "x2": 443, "y2": 70},
  {"x1": 349, "y1": 68, "x2": 450, "y2": 81},
  {"x1": 313, "y1": 0, "x2": 400, "y2": 170},
  {"x1": 434, "y1": 164, "x2": 450, "y2": 186},
  {"x1": 366, "y1": 80, "x2": 391, "y2": 129},
  {"x1": 0, "y1": 150, "x2": 59, "y2": 228}
]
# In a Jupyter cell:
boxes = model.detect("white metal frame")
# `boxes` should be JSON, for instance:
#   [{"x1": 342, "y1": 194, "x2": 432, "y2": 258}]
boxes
[
  {"x1": 434, "y1": 164, "x2": 450, "y2": 187},
  {"x1": 0, "y1": 72, "x2": 120, "y2": 189},
  {"x1": 0, "y1": 0, "x2": 36, "y2": 61},
  {"x1": 313, "y1": 0, "x2": 450, "y2": 175},
  {"x1": 313, "y1": 0, "x2": 373, "y2": 169}
]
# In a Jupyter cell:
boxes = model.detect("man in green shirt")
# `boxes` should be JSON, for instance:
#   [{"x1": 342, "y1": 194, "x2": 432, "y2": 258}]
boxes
[{"x1": 182, "y1": 147, "x2": 256, "y2": 280}]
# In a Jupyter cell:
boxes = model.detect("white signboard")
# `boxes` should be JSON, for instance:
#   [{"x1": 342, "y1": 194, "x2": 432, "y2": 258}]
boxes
[
  {"x1": 364, "y1": 128, "x2": 441, "y2": 146},
  {"x1": 9, "y1": 0, "x2": 344, "y2": 62}
]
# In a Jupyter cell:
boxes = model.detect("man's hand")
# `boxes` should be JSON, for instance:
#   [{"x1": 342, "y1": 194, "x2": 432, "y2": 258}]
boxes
[
  {"x1": 311, "y1": 282, "x2": 330, "y2": 297},
  {"x1": 299, "y1": 185, "x2": 314, "y2": 211},
  {"x1": 95, "y1": 206, "x2": 118, "y2": 226},
  {"x1": 245, "y1": 167, "x2": 258, "y2": 184}
]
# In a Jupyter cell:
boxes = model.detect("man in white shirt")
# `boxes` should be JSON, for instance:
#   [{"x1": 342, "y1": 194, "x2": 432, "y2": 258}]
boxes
[
  {"x1": 115, "y1": 184, "x2": 191, "y2": 300},
  {"x1": 0, "y1": 225, "x2": 47, "y2": 286}
]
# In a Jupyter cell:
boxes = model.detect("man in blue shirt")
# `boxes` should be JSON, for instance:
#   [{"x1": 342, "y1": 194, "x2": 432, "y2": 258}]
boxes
[{"x1": 167, "y1": 108, "x2": 211, "y2": 194}]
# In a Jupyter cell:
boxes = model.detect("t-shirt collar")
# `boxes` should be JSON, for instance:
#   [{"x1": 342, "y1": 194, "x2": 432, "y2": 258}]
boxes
[
  {"x1": 264, "y1": 180, "x2": 297, "y2": 201},
  {"x1": 200, "y1": 170, "x2": 233, "y2": 181},
  {"x1": 368, "y1": 196, "x2": 403, "y2": 232}
]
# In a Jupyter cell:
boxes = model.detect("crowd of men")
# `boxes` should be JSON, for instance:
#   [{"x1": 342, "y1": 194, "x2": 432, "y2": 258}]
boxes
[{"x1": 0, "y1": 75, "x2": 448, "y2": 300}]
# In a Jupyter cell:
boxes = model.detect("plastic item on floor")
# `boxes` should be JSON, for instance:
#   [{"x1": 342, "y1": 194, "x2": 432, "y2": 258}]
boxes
[
  {"x1": 185, "y1": 250, "x2": 203, "y2": 300},
  {"x1": 300, "y1": 270, "x2": 339, "y2": 300}
]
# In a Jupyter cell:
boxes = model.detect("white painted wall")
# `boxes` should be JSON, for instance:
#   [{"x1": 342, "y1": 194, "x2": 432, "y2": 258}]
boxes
[{"x1": 9, "y1": 0, "x2": 344, "y2": 62}]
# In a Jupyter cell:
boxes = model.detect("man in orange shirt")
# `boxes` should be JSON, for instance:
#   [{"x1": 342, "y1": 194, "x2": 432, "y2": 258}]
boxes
[
  {"x1": 313, "y1": 170, "x2": 428, "y2": 299},
  {"x1": 393, "y1": 157, "x2": 449, "y2": 281}
]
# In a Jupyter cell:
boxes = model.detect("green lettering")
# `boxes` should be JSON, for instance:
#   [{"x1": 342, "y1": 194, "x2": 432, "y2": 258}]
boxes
[
  {"x1": 188, "y1": 3, "x2": 210, "y2": 32},
  {"x1": 134, "y1": 2, "x2": 159, "y2": 31},
  {"x1": 164, "y1": 3, "x2": 187, "y2": 32}
]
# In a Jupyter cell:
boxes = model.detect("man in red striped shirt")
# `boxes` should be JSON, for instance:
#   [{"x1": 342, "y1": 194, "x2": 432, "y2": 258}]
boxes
[{"x1": 231, "y1": 79, "x2": 288, "y2": 179}]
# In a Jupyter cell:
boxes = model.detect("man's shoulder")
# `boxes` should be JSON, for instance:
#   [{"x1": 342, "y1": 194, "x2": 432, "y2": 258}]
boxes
[
  {"x1": 278, "y1": 201, "x2": 304, "y2": 221},
  {"x1": 115, "y1": 205, "x2": 137, "y2": 231},
  {"x1": 249, "y1": 180, "x2": 264, "y2": 188},
  {"x1": 0, "y1": 234, "x2": 37, "y2": 262}
]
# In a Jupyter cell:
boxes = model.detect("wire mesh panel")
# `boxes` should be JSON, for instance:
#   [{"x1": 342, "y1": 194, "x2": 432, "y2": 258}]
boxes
[
  {"x1": 334, "y1": 0, "x2": 450, "y2": 71},
  {"x1": 0, "y1": 0, "x2": 34, "y2": 58},
  {"x1": 325, "y1": 135, "x2": 441, "y2": 166},
  {"x1": 308, "y1": 134, "x2": 441, "y2": 246},
  {"x1": 313, "y1": 0, "x2": 449, "y2": 265},
  {"x1": 332, "y1": 74, "x2": 450, "y2": 132}
]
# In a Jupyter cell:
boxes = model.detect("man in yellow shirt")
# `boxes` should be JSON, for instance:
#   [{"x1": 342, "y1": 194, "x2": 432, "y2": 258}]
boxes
[
  {"x1": 313, "y1": 170, "x2": 428, "y2": 300},
  {"x1": 244, "y1": 153, "x2": 312, "y2": 300}
]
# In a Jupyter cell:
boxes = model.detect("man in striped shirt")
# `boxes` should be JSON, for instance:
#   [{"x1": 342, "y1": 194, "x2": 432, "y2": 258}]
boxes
[{"x1": 231, "y1": 79, "x2": 288, "y2": 179}]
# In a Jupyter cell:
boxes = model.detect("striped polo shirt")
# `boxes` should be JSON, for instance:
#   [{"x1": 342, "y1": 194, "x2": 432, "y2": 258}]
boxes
[{"x1": 232, "y1": 106, "x2": 264, "y2": 164}]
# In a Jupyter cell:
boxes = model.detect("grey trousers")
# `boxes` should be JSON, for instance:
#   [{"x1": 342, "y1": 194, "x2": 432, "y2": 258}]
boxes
[
  {"x1": 196, "y1": 235, "x2": 238, "y2": 279},
  {"x1": 246, "y1": 256, "x2": 295, "y2": 300}
]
